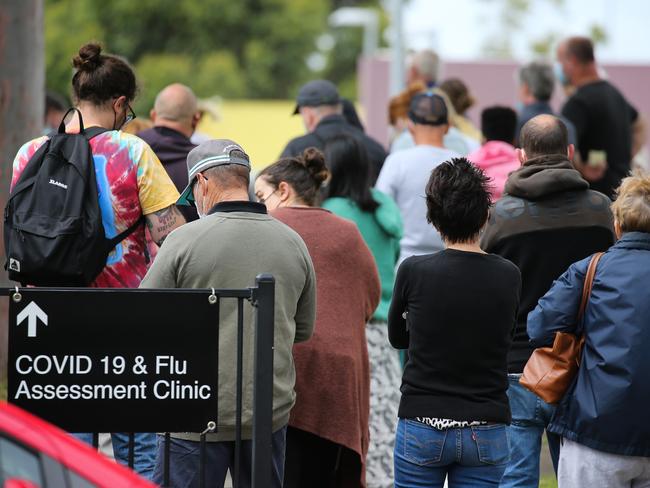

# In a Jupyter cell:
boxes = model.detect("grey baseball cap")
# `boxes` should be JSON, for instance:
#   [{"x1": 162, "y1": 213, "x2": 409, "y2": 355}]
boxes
[
  {"x1": 177, "y1": 139, "x2": 251, "y2": 207},
  {"x1": 292, "y1": 79, "x2": 340, "y2": 115}
]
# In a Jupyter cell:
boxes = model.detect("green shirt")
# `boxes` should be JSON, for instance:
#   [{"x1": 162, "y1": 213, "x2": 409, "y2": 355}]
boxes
[{"x1": 323, "y1": 189, "x2": 402, "y2": 322}]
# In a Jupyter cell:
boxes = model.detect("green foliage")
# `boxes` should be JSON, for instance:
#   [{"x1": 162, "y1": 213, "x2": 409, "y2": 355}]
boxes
[
  {"x1": 44, "y1": 0, "x2": 338, "y2": 107},
  {"x1": 44, "y1": 0, "x2": 106, "y2": 102},
  {"x1": 530, "y1": 33, "x2": 559, "y2": 58},
  {"x1": 589, "y1": 24, "x2": 608, "y2": 45}
]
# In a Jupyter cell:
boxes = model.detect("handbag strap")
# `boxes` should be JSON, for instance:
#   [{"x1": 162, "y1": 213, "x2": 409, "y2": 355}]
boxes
[{"x1": 578, "y1": 252, "x2": 604, "y2": 319}]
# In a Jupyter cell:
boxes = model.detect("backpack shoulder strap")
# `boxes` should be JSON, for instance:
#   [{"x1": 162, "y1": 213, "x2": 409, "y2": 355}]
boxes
[
  {"x1": 83, "y1": 126, "x2": 109, "y2": 141},
  {"x1": 106, "y1": 216, "x2": 145, "y2": 250}
]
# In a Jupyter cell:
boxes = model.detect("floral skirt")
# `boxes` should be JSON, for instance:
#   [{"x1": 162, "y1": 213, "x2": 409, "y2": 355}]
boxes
[{"x1": 366, "y1": 321, "x2": 402, "y2": 488}]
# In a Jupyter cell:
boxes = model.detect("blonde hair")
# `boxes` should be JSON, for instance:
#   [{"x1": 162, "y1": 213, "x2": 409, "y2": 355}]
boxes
[{"x1": 612, "y1": 171, "x2": 650, "y2": 233}]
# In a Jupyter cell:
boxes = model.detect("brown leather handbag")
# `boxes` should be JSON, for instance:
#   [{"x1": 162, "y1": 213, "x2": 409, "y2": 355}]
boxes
[{"x1": 520, "y1": 252, "x2": 603, "y2": 404}]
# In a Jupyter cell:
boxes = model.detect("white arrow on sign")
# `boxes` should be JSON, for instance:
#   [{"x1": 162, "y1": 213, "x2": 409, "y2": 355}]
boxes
[{"x1": 16, "y1": 301, "x2": 48, "y2": 338}]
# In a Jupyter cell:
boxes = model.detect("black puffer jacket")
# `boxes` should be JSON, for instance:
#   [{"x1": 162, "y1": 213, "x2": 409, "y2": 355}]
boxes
[
  {"x1": 481, "y1": 154, "x2": 615, "y2": 373},
  {"x1": 280, "y1": 114, "x2": 387, "y2": 184}
]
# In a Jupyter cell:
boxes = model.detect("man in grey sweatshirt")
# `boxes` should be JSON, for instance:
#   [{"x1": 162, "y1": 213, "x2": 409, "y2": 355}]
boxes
[{"x1": 141, "y1": 139, "x2": 316, "y2": 488}]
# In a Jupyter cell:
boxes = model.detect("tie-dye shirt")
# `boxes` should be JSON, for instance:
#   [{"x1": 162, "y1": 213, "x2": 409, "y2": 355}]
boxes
[{"x1": 11, "y1": 130, "x2": 180, "y2": 288}]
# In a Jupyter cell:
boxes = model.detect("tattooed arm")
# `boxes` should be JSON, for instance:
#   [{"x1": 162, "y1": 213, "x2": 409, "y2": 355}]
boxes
[{"x1": 145, "y1": 205, "x2": 186, "y2": 246}]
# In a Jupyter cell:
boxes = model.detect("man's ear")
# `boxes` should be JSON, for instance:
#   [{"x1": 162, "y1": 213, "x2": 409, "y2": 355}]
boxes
[
  {"x1": 516, "y1": 148, "x2": 527, "y2": 165},
  {"x1": 191, "y1": 112, "x2": 201, "y2": 130},
  {"x1": 197, "y1": 173, "x2": 209, "y2": 196},
  {"x1": 567, "y1": 144, "x2": 575, "y2": 162},
  {"x1": 150, "y1": 109, "x2": 157, "y2": 123}
]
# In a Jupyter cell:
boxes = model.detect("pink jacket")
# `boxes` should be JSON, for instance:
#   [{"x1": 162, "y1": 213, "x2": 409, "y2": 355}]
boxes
[{"x1": 468, "y1": 141, "x2": 521, "y2": 201}]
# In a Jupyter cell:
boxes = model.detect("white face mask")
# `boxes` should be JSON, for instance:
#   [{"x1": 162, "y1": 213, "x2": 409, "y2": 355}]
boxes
[{"x1": 196, "y1": 197, "x2": 207, "y2": 219}]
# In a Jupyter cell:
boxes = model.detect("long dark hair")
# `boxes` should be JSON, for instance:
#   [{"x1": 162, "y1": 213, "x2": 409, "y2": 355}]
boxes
[{"x1": 324, "y1": 134, "x2": 378, "y2": 212}]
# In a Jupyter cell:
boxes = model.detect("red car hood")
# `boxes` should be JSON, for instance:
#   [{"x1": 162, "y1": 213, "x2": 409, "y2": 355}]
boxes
[{"x1": 0, "y1": 402, "x2": 155, "y2": 487}]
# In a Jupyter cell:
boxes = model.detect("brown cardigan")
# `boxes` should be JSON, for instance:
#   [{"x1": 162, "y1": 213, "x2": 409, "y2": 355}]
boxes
[{"x1": 272, "y1": 207, "x2": 380, "y2": 486}]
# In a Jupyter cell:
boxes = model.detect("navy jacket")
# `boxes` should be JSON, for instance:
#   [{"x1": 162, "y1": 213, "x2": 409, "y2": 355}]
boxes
[
  {"x1": 528, "y1": 232, "x2": 650, "y2": 456},
  {"x1": 138, "y1": 126, "x2": 198, "y2": 222},
  {"x1": 280, "y1": 114, "x2": 387, "y2": 185}
]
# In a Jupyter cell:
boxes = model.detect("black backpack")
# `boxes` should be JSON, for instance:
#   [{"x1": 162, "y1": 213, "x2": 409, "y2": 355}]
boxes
[{"x1": 4, "y1": 109, "x2": 143, "y2": 286}]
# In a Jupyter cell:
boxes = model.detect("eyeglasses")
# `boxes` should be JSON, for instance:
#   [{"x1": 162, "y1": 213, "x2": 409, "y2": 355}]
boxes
[
  {"x1": 256, "y1": 189, "x2": 277, "y2": 204},
  {"x1": 124, "y1": 103, "x2": 136, "y2": 126},
  {"x1": 125, "y1": 104, "x2": 136, "y2": 125}
]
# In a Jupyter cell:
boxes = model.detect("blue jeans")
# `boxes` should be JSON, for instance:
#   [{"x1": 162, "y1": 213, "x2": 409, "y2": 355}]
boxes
[
  {"x1": 394, "y1": 418, "x2": 510, "y2": 487},
  {"x1": 152, "y1": 426, "x2": 287, "y2": 488},
  {"x1": 74, "y1": 432, "x2": 156, "y2": 480},
  {"x1": 499, "y1": 374, "x2": 560, "y2": 488}
]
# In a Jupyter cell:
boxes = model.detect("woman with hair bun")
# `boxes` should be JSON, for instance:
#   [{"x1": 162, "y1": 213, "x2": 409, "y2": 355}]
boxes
[
  {"x1": 255, "y1": 148, "x2": 381, "y2": 487},
  {"x1": 9, "y1": 43, "x2": 184, "y2": 479}
]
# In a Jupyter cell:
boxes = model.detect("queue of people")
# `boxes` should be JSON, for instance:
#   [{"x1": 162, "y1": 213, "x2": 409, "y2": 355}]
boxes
[{"x1": 11, "y1": 35, "x2": 650, "y2": 488}]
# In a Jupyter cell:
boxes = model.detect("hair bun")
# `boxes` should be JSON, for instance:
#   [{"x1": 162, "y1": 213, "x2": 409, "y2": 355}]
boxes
[
  {"x1": 73, "y1": 43, "x2": 103, "y2": 71},
  {"x1": 300, "y1": 147, "x2": 329, "y2": 186}
]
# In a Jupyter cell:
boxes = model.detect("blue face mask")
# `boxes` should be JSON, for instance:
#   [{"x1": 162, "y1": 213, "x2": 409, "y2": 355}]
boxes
[{"x1": 554, "y1": 62, "x2": 568, "y2": 86}]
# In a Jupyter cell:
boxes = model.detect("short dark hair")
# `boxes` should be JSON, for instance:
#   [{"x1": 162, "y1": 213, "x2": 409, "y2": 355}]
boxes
[
  {"x1": 481, "y1": 106, "x2": 517, "y2": 143},
  {"x1": 566, "y1": 37, "x2": 595, "y2": 64},
  {"x1": 425, "y1": 158, "x2": 492, "y2": 243},
  {"x1": 259, "y1": 148, "x2": 329, "y2": 206},
  {"x1": 324, "y1": 134, "x2": 378, "y2": 212},
  {"x1": 520, "y1": 115, "x2": 569, "y2": 158},
  {"x1": 72, "y1": 42, "x2": 137, "y2": 106}
]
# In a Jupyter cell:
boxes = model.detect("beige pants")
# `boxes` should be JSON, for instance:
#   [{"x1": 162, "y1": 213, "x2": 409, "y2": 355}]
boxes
[{"x1": 559, "y1": 438, "x2": 650, "y2": 488}]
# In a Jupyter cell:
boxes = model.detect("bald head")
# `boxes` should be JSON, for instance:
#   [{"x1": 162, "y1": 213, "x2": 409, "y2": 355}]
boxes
[
  {"x1": 520, "y1": 114, "x2": 569, "y2": 158},
  {"x1": 151, "y1": 84, "x2": 199, "y2": 136}
]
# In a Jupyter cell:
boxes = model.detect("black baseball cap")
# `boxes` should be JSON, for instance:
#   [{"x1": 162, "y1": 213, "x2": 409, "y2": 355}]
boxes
[
  {"x1": 292, "y1": 80, "x2": 340, "y2": 115},
  {"x1": 408, "y1": 92, "x2": 448, "y2": 126}
]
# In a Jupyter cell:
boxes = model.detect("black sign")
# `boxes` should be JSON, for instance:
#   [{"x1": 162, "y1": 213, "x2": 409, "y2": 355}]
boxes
[{"x1": 8, "y1": 288, "x2": 222, "y2": 433}]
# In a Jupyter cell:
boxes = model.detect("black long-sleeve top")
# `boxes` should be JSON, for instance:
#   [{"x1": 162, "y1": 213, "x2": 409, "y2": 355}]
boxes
[{"x1": 388, "y1": 249, "x2": 521, "y2": 423}]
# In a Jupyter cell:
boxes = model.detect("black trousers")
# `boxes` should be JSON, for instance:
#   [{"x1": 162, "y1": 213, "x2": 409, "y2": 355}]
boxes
[{"x1": 283, "y1": 426, "x2": 362, "y2": 488}]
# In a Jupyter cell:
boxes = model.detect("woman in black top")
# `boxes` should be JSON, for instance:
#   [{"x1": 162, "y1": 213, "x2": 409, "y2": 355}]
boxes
[{"x1": 389, "y1": 158, "x2": 521, "y2": 488}]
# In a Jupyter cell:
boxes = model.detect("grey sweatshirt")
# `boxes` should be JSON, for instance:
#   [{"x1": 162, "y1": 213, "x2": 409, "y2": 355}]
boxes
[{"x1": 140, "y1": 201, "x2": 316, "y2": 441}]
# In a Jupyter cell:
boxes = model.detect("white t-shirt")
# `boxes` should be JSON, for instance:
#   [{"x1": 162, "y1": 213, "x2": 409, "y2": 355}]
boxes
[{"x1": 376, "y1": 144, "x2": 459, "y2": 264}]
